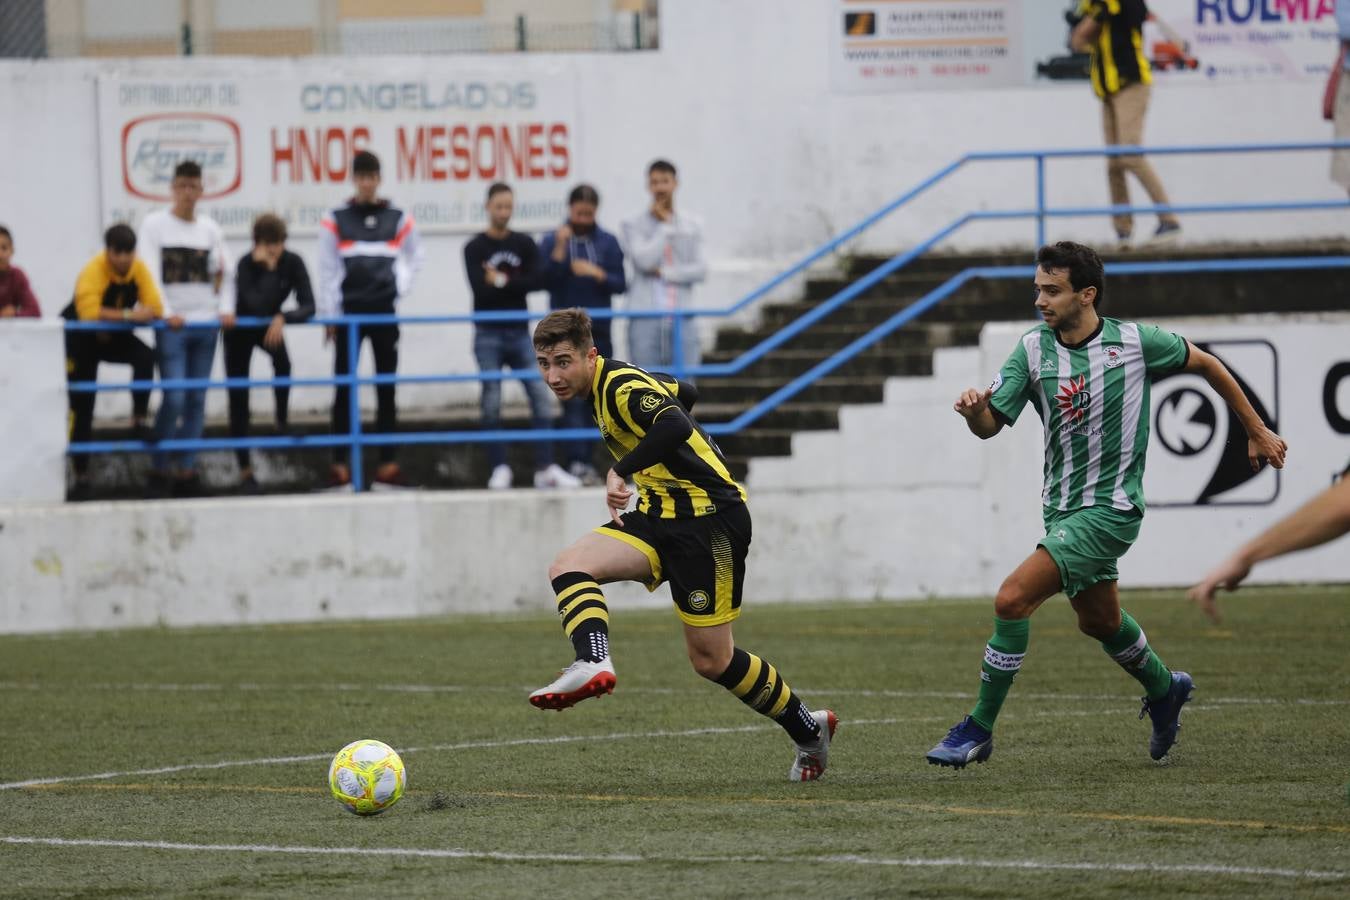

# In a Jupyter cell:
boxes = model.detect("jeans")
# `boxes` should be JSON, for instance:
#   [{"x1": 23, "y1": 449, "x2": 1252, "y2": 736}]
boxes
[
  {"x1": 474, "y1": 325, "x2": 553, "y2": 469},
  {"x1": 153, "y1": 326, "x2": 219, "y2": 472},
  {"x1": 628, "y1": 315, "x2": 700, "y2": 376},
  {"x1": 223, "y1": 327, "x2": 292, "y2": 470}
]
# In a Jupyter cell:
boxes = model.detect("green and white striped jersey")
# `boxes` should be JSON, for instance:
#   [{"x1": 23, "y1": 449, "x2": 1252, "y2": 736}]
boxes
[{"x1": 989, "y1": 317, "x2": 1189, "y2": 514}]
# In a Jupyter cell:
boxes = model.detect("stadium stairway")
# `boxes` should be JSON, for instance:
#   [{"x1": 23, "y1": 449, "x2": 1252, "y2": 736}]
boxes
[{"x1": 79, "y1": 241, "x2": 1350, "y2": 499}]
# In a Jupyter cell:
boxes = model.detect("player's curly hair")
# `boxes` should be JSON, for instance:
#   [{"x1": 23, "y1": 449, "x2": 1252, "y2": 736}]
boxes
[
  {"x1": 1037, "y1": 241, "x2": 1105, "y2": 308},
  {"x1": 533, "y1": 307, "x2": 594, "y2": 353}
]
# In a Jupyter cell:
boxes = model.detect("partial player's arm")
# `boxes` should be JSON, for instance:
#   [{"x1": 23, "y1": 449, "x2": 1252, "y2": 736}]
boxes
[
  {"x1": 954, "y1": 387, "x2": 1001, "y2": 439},
  {"x1": 1070, "y1": 1, "x2": 1103, "y2": 52},
  {"x1": 1187, "y1": 476, "x2": 1350, "y2": 622},
  {"x1": 1182, "y1": 340, "x2": 1287, "y2": 471}
]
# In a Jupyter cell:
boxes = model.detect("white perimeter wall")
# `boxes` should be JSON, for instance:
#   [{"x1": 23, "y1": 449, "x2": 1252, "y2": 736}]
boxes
[
  {"x1": 4, "y1": 315, "x2": 1346, "y2": 634},
  {"x1": 1, "y1": 0, "x2": 1346, "y2": 428}
]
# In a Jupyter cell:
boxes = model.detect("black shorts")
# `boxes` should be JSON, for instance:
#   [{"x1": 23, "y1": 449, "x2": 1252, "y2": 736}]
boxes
[{"x1": 596, "y1": 503, "x2": 751, "y2": 626}]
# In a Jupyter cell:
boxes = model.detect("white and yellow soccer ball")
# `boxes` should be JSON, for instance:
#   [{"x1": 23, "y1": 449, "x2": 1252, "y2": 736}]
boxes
[{"x1": 328, "y1": 739, "x2": 406, "y2": 816}]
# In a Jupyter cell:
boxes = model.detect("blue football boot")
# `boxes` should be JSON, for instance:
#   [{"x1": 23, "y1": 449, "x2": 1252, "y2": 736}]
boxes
[
  {"x1": 925, "y1": 716, "x2": 994, "y2": 769},
  {"x1": 1139, "y1": 671, "x2": 1195, "y2": 761}
]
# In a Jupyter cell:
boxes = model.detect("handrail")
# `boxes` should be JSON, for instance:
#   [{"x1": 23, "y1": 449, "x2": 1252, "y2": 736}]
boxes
[{"x1": 65, "y1": 140, "x2": 1350, "y2": 491}]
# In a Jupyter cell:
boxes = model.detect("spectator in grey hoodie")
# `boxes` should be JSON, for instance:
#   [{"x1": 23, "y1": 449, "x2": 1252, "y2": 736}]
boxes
[{"x1": 621, "y1": 160, "x2": 707, "y2": 376}]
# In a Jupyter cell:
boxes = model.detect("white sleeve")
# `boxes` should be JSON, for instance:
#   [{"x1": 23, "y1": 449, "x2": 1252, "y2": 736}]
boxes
[
  {"x1": 317, "y1": 216, "x2": 344, "y2": 319},
  {"x1": 137, "y1": 213, "x2": 170, "y2": 316},
  {"x1": 395, "y1": 213, "x2": 424, "y2": 301},
  {"x1": 212, "y1": 221, "x2": 235, "y2": 314}
]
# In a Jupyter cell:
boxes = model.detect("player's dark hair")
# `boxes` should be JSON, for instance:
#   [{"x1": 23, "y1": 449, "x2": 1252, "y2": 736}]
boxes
[
  {"x1": 534, "y1": 307, "x2": 594, "y2": 353},
  {"x1": 648, "y1": 159, "x2": 677, "y2": 177},
  {"x1": 568, "y1": 183, "x2": 600, "y2": 206},
  {"x1": 352, "y1": 150, "x2": 381, "y2": 175},
  {"x1": 173, "y1": 160, "x2": 202, "y2": 180},
  {"x1": 0, "y1": 225, "x2": 10, "y2": 245},
  {"x1": 487, "y1": 181, "x2": 513, "y2": 200},
  {"x1": 252, "y1": 213, "x2": 288, "y2": 245},
  {"x1": 1037, "y1": 241, "x2": 1105, "y2": 308},
  {"x1": 104, "y1": 223, "x2": 136, "y2": 253}
]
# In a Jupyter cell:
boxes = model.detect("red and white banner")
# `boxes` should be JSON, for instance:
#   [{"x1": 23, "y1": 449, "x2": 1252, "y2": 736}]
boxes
[{"x1": 98, "y1": 70, "x2": 580, "y2": 237}]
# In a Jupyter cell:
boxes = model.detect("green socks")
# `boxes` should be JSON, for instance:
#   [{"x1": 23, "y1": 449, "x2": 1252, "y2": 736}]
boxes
[
  {"x1": 969, "y1": 617, "x2": 1030, "y2": 732},
  {"x1": 1102, "y1": 610, "x2": 1172, "y2": 700}
]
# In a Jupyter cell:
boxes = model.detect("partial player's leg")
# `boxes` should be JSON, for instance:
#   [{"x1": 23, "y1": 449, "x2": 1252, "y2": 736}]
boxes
[
  {"x1": 683, "y1": 621, "x2": 836, "y2": 782},
  {"x1": 528, "y1": 529, "x2": 656, "y2": 711},
  {"x1": 1073, "y1": 579, "x2": 1194, "y2": 761},
  {"x1": 926, "y1": 546, "x2": 1060, "y2": 769}
]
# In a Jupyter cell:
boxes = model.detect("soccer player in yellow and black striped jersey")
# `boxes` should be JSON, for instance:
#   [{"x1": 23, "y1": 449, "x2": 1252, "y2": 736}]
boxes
[{"x1": 528, "y1": 308, "x2": 837, "y2": 781}]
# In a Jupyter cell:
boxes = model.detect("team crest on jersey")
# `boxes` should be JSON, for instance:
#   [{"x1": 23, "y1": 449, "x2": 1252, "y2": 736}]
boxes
[
  {"x1": 1104, "y1": 345, "x2": 1125, "y2": 368},
  {"x1": 1055, "y1": 374, "x2": 1091, "y2": 423},
  {"x1": 639, "y1": 393, "x2": 663, "y2": 413}
]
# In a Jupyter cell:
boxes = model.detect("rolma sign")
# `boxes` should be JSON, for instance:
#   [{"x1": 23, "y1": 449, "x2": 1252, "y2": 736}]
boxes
[{"x1": 121, "y1": 113, "x2": 242, "y2": 201}]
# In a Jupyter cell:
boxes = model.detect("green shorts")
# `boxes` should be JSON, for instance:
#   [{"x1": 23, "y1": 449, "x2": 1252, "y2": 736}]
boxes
[{"x1": 1037, "y1": 505, "x2": 1143, "y2": 599}]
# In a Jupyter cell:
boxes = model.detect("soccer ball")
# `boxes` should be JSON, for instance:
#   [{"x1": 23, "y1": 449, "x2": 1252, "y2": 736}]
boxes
[{"x1": 328, "y1": 739, "x2": 406, "y2": 816}]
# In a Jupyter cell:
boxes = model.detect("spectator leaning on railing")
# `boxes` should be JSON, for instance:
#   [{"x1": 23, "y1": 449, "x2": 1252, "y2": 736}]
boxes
[
  {"x1": 225, "y1": 213, "x2": 316, "y2": 495},
  {"x1": 0, "y1": 225, "x2": 41, "y2": 318},
  {"x1": 62, "y1": 223, "x2": 164, "y2": 501},
  {"x1": 318, "y1": 150, "x2": 423, "y2": 492},
  {"x1": 138, "y1": 159, "x2": 231, "y2": 499}
]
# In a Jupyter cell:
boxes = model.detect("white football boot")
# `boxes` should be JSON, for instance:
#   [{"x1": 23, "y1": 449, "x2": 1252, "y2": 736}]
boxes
[
  {"x1": 788, "y1": 709, "x2": 838, "y2": 782},
  {"x1": 528, "y1": 657, "x2": 617, "y2": 710}
]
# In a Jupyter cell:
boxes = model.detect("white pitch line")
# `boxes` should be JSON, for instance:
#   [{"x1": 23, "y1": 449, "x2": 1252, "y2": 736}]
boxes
[
  {"x1": 1, "y1": 836, "x2": 1344, "y2": 881},
  {"x1": 1, "y1": 681, "x2": 1344, "y2": 707},
  {"x1": 0, "y1": 706, "x2": 1178, "y2": 792}
]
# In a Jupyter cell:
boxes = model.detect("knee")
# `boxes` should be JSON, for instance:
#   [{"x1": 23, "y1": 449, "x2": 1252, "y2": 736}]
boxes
[
  {"x1": 687, "y1": 644, "x2": 731, "y2": 681},
  {"x1": 993, "y1": 579, "x2": 1034, "y2": 620},
  {"x1": 1107, "y1": 158, "x2": 1128, "y2": 177},
  {"x1": 547, "y1": 552, "x2": 580, "y2": 582}
]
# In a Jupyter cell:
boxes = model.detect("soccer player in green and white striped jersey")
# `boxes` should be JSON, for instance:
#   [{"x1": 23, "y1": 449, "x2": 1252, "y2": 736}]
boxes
[{"x1": 926, "y1": 241, "x2": 1287, "y2": 768}]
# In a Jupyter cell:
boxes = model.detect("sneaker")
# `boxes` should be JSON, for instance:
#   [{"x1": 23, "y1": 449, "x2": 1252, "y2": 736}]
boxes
[
  {"x1": 528, "y1": 657, "x2": 617, "y2": 710},
  {"x1": 534, "y1": 463, "x2": 583, "y2": 489},
  {"x1": 1139, "y1": 671, "x2": 1195, "y2": 761},
  {"x1": 925, "y1": 716, "x2": 994, "y2": 769},
  {"x1": 789, "y1": 709, "x2": 838, "y2": 782},
  {"x1": 370, "y1": 463, "x2": 415, "y2": 492},
  {"x1": 1115, "y1": 232, "x2": 1133, "y2": 252},
  {"x1": 568, "y1": 461, "x2": 603, "y2": 486},
  {"x1": 487, "y1": 463, "x2": 513, "y2": 490},
  {"x1": 1147, "y1": 221, "x2": 1182, "y2": 245}
]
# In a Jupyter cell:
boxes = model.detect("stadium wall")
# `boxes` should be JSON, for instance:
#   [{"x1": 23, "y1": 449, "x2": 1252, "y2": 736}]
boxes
[
  {"x1": 0, "y1": 1, "x2": 1342, "y2": 429},
  {"x1": 4, "y1": 315, "x2": 1345, "y2": 634}
]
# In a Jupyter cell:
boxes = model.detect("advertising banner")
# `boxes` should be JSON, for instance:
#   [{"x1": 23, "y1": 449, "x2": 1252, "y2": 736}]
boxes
[
  {"x1": 830, "y1": 0, "x2": 1025, "y2": 92},
  {"x1": 97, "y1": 69, "x2": 580, "y2": 237},
  {"x1": 1146, "y1": 0, "x2": 1340, "y2": 82}
]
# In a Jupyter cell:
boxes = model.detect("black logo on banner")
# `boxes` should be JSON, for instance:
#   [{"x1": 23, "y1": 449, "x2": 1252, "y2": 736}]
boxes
[{"x1": 1149, "y1": 340, "x2": 1279, "y2": 507}]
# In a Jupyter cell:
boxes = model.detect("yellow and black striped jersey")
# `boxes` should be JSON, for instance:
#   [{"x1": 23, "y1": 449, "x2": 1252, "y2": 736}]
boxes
[{"x1": 590, "y1": 356, "x2": 747, "y2": 519}]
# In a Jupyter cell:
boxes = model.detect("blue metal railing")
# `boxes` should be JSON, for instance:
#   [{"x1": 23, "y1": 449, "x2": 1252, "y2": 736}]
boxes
[{"x1": 67, "y1": 141, "x2": 1350, "y2": 491}]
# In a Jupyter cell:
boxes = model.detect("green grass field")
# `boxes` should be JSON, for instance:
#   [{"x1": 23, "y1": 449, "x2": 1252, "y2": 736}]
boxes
[{"x1": 2, "y1": 587, "x2": 1347, "y2": 899}]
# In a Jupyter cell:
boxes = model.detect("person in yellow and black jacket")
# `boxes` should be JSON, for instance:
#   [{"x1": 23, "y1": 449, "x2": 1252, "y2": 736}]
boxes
[
  {"x1": 525, "y1": 307, "x2": 839, "y2": 783},
  {"x1": 1071, "y1": 0, "x2": 1181, "y2": 246},
  {"x1": 62, "y1": 223, "x2": 168, "y2": 500}
]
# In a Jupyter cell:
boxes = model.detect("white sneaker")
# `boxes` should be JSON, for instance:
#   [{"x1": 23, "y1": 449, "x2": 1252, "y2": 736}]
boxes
[
  {"x1": 534, "y1": 463, "x2": 583, "y2": 489},
  {"x1": 568, "y1": 461, "x2": 602, "y2": 486},
  {"x1": 789, "y1": 709, "x2": 838, "y2": 782},
  {"x1": 487, "y1": 464, "x2": 513, "y2": 490},
  {"x1": 528, "y1": 657, "x2": 617, "y2": 710}
]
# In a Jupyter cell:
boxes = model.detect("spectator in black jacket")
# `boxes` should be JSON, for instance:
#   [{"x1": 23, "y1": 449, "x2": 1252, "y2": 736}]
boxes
[
  {"x1": 225, "y1": 213, "x2": 315, "y2": 493},
  {"x1": 464, "y1": 182, "x2": 579, "y2": 490}
]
